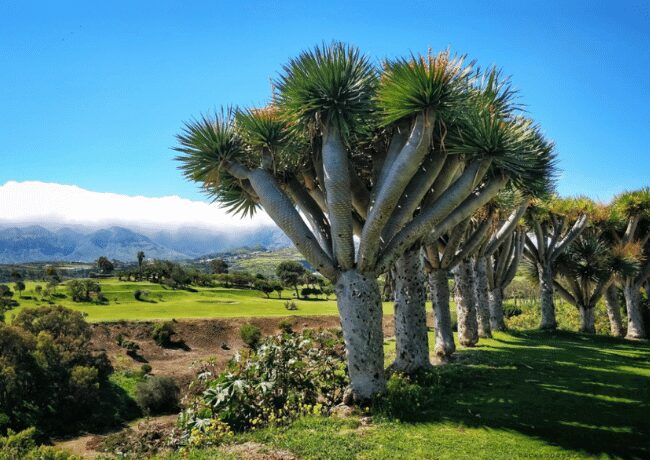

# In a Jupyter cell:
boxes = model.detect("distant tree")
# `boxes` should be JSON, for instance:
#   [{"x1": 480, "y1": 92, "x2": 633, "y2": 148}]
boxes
[
  {"x1": 10, "y1": 271, "x2": 22, "y2": 283},
  {"x1": 14, "y1": 281, "x2": 25, "y2": 298},
  {"x1": 34, "y1": 285, "x2": 43, "y2": 298},
  {"x1": 67, "y1": 279, "x2": 102, "y2": 302},
  {"x1": 254, "y1": 280, "x2": 274, "y2": 298},
  {"x1": 45, "y1": 265, "x2": 60, "y2": 282},
  {"x1": 322, "y1": 285, "x2": 334, "y2": 300},
  {"x1": 276, "y1": 261, "x2": 306, "y2": 298},
  {"x1": 209, "y1": 259, "x2": 229, "y2": 274},
  {"x1": 96, "y1": 256, "x2": 114, "y2": 274},
  {"x1": 137, "y1": 251, "x2": 145, "y2": 270},
  {"x1": 0, "y1": 284, "x2": 12, "y2": 298},
  {"x1": 272, "y1": 282, "x2": 284, "y2": 299}
]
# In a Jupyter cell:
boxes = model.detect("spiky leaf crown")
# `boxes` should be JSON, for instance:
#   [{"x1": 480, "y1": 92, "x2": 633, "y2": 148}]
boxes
[{"x1": 274, "y1": 42, "x2": 377, "y2": 139}]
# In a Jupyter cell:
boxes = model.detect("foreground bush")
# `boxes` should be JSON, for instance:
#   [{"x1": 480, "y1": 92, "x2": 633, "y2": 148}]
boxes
[
  {"x1": 239, "y1": 323, "x2": 262, "y2": 348},
  {"x1": 152, "y1": 321, "x2": 176, "y2": 347},
  {"x1": 178, "y1": 329, "x2": 348, "y2": 446},
  {"x1": 135, "y1": 376, "x2": 180, "y2": 415},
  {"x1": 0, "y1": 306, "x2": 132, "y2": 435},
  {"x1": 0, "y1": 427, "x2": 81, "y2": 460}
]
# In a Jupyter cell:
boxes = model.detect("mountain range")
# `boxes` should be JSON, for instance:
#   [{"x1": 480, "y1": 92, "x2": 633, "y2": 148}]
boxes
[{"x1": 0, "y1": 224, "x2": 291, "y2": 263}]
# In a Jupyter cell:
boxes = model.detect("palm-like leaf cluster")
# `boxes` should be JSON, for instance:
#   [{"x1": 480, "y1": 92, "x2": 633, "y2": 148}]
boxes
[
  {"x1": 274, "y1": 42, "x2": 377, "y2": 139},
  {"x1": 376, "y1": 51, "x2": 472, "y2": 126},
  {"x1": 175, "y1": 111, "x2": 241, "y2": 185}
]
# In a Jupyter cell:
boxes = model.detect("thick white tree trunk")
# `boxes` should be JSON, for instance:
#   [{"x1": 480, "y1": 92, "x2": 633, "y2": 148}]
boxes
[
  {"x1": 428, "y1": 268, "x2": 455, "y2": 359},
  {"x1": 488, "y1": 287, "x2": 506, "y2": 331},
  {"x1": 335, "y1": 270, "x2": 386, "y2": 400},
  {"x1": 538, "y1": 263, "x2": 557, "y2": 330},
  {"x1": 604, "y1": 286, "x2": 624, "y2": 337},
  {"x1": 454, "y1": 260, "x2": 479, "y2": 347},
  {"x1": 474, "y1": 257, "x2": 492, "y2": 338},
  {"x1": 578, "y1": 306, "x2": 596, "y2": 334},
  {"x1": 391, "y1": 248, "x2": 431, "y2": 373},
  {"x1": 624, "y1": 282, "x2": 646, "y2": 339}
]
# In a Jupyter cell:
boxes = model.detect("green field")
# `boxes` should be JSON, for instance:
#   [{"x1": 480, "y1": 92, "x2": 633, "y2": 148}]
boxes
[
  {"x1": 165, "y1": 330, "x2": 650, "y2": 460},
  {"x1": 6, "y1": 279, "x2": 344, "y2": 322}
]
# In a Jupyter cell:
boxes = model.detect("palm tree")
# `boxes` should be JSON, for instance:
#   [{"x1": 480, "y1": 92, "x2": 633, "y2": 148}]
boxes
[
  {"x1": 137, "y1": 251, "x2": 145, "y2": 270},
  {"x1": 523, "y1": 197, "x2": 591, "y2": 330},
  {"x1": 175, "y1": 43, "x2": 555, "y2": 399}
]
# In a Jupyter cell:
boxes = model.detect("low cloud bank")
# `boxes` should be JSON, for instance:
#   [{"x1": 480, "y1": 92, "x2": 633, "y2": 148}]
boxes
[{"x1": 0, "y1": 181, "x2": 275, "y2": 231}]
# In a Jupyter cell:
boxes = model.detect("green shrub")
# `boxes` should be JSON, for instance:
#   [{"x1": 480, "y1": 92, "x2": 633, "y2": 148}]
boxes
[
  {"x1": 239, "y1": 323, "x2": 262, "y2": 348},
  {"x1": 0, "y1": 428, "x2": 81, "y2": 460},
  {"x1": 179, "y1": 329, "x2": 348, "y2": 436},
  {"x1": 152, "y1": 321, "x2": 175, "y2": 347},
  {"x1": 374, "y1": 373, "x2": 439, "y2": 421},
  {"x1": 278, "y1": 318, "x2": 294, "y2": 334},
  {"x1": 0, "y1": 306, "x2": 116, "y2": 435},
  {"x1": 141, "y1": 364, "x2": 153, "y2": 375},
  {"x1": 284, "y1": 300, "x2": 298, "y2": 310},
  {"x1": 135, "y1": 376, "x2": 179, "y2": 415}
]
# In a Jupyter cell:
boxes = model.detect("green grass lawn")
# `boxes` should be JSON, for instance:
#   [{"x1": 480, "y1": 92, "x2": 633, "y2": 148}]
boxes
[
  {"x1": 167, "y1": 330, "x2": 650, "y2": 460},
  {"x1": 7, "y1": 279, "x2": 345, "y2": 322}
]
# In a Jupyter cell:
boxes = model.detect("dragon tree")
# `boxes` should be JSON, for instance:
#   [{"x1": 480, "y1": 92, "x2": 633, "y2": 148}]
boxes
[
  {"x1": 175, "y1": 43, "x2": 554, "y2": 399},
  {"x1": 523, "y1": 197, "x2": 591, "y2": 330}
]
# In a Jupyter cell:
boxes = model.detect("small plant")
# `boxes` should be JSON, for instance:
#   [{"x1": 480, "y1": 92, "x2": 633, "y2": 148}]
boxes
[
  {"x1": 179, "y1": 329, "x2": 347, "y2": 435},
  {"x1": 239, "y1": 323, "x2": 262, "y2": 348},
  {"x1": 117, "y1": 334, "x2": 140, "y2": 356},
  {"x1": 135, "y1": 376, "x2": 179, "y2": 415},
  {"x1": 278, "y1": 318, "x2": 294, "y2": 334},
  {"x1": 141, "y1": 364, "x2": 153, "y2": 375},
  {"x1": 152, "y1": 321, "x2": 175, "y2": 347},
  {"x1": 284, "y1": 300, "x2": 298, "y2": 311}
]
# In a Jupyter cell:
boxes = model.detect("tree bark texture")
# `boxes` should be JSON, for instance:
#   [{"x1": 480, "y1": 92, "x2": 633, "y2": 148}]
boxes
[
  {"x1": 429, "y1": 268, "x2": 455, "y2": 359},
  {"x1": 454, "y1": 260, "x2": 479, "y2": 347},
  {"x1": 391, "y1": 248, "x2": 431, "y2": 373}
]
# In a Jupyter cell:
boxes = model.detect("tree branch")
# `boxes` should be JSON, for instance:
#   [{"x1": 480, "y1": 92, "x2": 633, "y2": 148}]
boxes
[
  {"x1": 246, "y1": 168, "x2": 337, "y2": 280},
  {"x1": 321, "y1": 123, "x2": 355, "y2": 270},
  {"x1": 550, "y1": 214, "x2": 588, "y2": 262},
  {"x1": 483, "y1": 200, "x2": 529, "y2": 256}
]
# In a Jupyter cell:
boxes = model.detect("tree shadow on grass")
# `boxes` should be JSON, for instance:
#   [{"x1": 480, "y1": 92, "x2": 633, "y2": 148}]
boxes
[{"x1": 389, "y1": 330, "x2": 650, "y2": 459}]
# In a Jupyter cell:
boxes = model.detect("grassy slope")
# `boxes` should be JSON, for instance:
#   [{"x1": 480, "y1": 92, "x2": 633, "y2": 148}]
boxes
[{"x1": 169, "y1": 330, "x2": 650, "y2": 460}]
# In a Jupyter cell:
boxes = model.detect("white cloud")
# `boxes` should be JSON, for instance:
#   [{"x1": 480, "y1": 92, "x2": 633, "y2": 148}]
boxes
[{"x1": 0, "y1": 181, "x2": 276, "y2": 231}]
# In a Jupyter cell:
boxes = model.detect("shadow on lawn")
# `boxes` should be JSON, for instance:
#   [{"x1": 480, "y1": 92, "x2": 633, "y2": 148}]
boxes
[{"x1": 401, "y1": 330, "x2": 650, "y2": 459}]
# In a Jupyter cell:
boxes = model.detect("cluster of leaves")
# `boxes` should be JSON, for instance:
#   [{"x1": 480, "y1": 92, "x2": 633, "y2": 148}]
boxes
[
  {"x1": 177, "y1": 328, "x2": 348, "y2": 447},
  {"x1": 0, "y1": 306, "x2": 117, "y2": 435},
  {"x1": 0, "y1": 427, "x2": 80, "y2": 460}
]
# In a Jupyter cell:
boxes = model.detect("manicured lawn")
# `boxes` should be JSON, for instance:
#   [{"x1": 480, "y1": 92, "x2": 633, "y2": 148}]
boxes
[
  {"x1": 7, "y1": 279, "x2": 344, "y2": 322},
  {"x1": 168, "y1": 330, "x2": 650, "y2": 459}
]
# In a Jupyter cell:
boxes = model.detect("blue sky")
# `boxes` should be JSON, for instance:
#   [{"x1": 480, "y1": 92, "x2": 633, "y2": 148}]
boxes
[{"x1": 1, "y1": 0, "x2": 648, "y2": 203}]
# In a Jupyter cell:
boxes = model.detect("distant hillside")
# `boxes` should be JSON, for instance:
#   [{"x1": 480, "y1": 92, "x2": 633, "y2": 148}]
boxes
[{"x1": 0, "y1": 224, "x2": 291, "y2": 263}]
